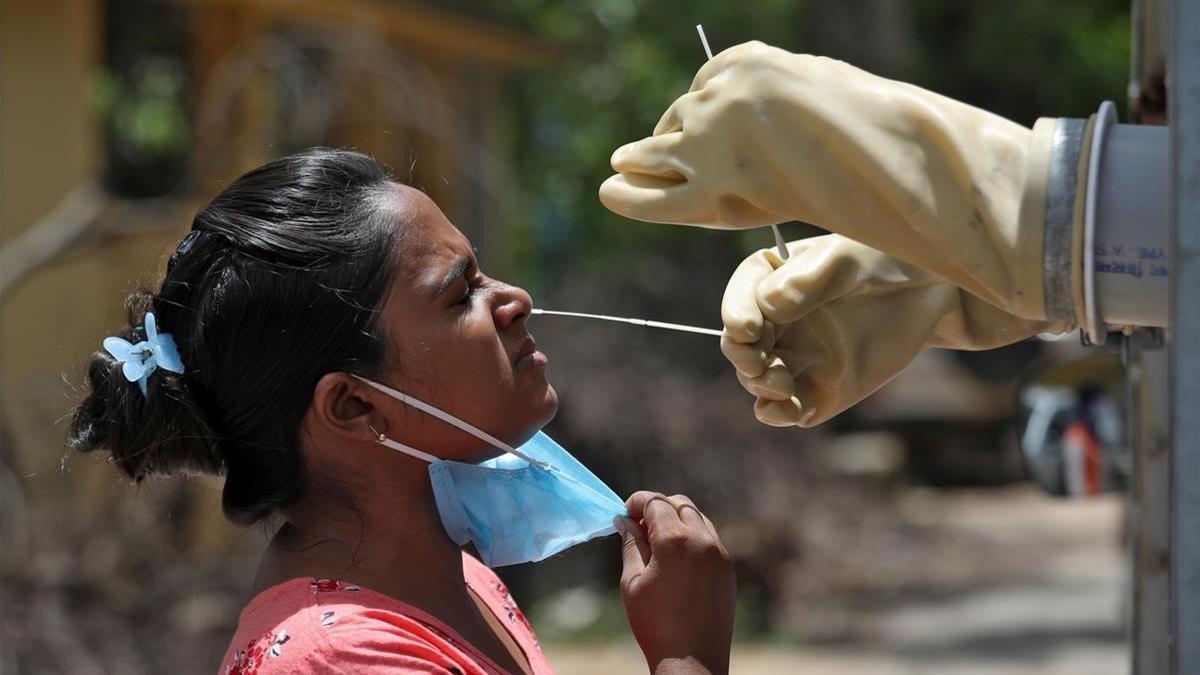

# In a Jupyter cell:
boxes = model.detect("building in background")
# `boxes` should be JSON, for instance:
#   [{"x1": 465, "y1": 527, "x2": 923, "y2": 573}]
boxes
[
  {"x1": 2, "y1": 2, "x2": 1142, "y2": 672},
  {"x1": 1, "y1": 0, "x2": 541, "y2": 638}
]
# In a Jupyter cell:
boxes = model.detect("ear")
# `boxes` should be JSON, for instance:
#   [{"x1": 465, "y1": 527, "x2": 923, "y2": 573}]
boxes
[{"x1": 309, "y1": 372, "x2": 387, "y2": 444}]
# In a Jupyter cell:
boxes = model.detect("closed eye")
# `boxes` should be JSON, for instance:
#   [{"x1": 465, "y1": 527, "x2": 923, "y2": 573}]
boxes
[
  {"x1": 455, "y1": 280, "x2": 474, "y2": 305},
  {"x1": 438, "y1": 247, "x2": 482, "y2": 307},
  {"x1": 455, "y1": 264, "x2": 484, "y2": 306}
]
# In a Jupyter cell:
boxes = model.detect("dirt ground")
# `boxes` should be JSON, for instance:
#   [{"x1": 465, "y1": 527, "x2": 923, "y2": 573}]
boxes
[{"x1": 543, "y1": 486, "x2": 1128, "y2": 675}]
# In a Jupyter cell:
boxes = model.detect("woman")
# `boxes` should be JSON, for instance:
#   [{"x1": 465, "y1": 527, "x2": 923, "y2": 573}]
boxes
[{"x1": 70, "y1": 149, "x2": 736, "y2": 674}]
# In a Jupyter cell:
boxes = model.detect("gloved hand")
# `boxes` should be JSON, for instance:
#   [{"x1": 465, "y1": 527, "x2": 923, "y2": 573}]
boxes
[
  {"x1": 722, "y1": 235, "x2": 1061, "y2": 427},
  {"x1": 600, "y1": 41, "x2": 1049, "y2": 321}
]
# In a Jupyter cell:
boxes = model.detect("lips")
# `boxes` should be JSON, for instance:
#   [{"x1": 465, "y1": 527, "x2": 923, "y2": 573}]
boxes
[{"x1": 514, "y1": 335, "x2": 549, "y2": 370}]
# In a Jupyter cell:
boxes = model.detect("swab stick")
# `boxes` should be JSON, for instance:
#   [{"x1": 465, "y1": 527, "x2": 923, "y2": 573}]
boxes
[{"x1": 696, "y1": 24, "x2": 790, "y2": 260}]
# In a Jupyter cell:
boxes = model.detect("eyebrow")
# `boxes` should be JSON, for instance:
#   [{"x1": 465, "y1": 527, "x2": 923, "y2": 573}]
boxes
[{"x1": 435, "y1": 256, "x2": 471, "y2": 296}]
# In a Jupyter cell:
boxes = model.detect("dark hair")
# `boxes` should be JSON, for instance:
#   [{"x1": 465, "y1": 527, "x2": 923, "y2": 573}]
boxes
[{"x1": 70, "y1": 148, "x2": 404, "y2": 525}]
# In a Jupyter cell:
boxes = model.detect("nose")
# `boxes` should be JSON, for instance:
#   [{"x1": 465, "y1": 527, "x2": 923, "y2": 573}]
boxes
[{"x1": 493, "y1": 282, "x2": 533, "y2": 330}]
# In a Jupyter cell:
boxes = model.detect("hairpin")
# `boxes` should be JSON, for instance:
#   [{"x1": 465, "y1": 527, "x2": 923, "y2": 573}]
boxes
[
  {"x1": 167, "y1": 230, "x2": 203, "y2": 271},
  {"x1": 102, "y1": 312, "x2": 185, "y2": 395}
]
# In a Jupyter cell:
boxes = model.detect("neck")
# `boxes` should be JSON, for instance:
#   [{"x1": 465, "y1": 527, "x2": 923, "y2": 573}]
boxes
[{"x1": 255, "y1": 458, "x2": 467, "y2": 605}]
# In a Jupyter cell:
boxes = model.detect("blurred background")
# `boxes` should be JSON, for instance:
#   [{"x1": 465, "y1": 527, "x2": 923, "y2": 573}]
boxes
[{"x1": 1, "y1": 0, "x2": 1136, "y2": 673}]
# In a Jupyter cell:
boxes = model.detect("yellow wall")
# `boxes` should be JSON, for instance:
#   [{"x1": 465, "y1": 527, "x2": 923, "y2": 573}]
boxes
[
  {"x1": 0, "y1": 0, "x2": 195, "y2": 506},
  {"x1": 1, "y1": 0, "x2": 98, "y2": 244},
  {"x1": 1, "y1": 0, "x2": 530, "y2": 532}
]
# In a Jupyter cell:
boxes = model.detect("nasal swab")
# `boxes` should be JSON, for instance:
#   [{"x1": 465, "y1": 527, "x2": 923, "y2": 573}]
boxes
[
  {"x1": 532, "y1": 308, "x2": 723, "y2": 337},
  {"x1": 695, "y1": 24, "x2": 790, "y2": 261},
  {"x1": 531, "y1": 28, "x2": 775, "y2": 342},
  {"x1": 696, "y1": 23, "x2": 715, "y2": 59}
]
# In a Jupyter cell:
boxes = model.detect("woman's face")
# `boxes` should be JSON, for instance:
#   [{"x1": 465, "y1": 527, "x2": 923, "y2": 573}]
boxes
[{"x1": 373, "y1": 184, "x2": 557, "y2": 459}]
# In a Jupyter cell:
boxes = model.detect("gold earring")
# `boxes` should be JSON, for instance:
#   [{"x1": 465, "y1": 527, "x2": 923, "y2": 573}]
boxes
[{"x1": 368, "y1": 424, "x2": 386, "y2": 443}]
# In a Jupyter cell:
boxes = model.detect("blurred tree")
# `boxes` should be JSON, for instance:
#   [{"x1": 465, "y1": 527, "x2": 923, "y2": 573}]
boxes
[
  {"x1": 421, "y1": 0, "x2": 1130, "y2": 623},
  {"x1": 2, "y1": 3, "x2": 1136, "y2": 667},
  {"x1": 428, "y1": 0, "x2": 1129, "y2": 307},
  {"x1": 99, "y1": 0, "x2": 191, "y2": 198}
]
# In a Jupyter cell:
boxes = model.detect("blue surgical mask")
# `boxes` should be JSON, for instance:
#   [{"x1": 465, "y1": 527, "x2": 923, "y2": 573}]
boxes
[{"x1": 354, "y1": 376, "x2": 627, "y2": 567}]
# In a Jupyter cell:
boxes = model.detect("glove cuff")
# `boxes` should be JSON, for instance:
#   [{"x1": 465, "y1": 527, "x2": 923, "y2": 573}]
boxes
[
  {"x1": 1023, "y1": 104, "x2": 1170, "y2": 340},
  {"x1": 1019, "y1": 117, "x2": 1088, "y2": 326}
]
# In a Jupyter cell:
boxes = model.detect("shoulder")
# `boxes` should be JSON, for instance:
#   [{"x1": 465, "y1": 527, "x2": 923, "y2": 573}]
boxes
[
  {"x1": 312, "y1": 609, "x2": 473, "y2": 674},
  {"x1": 219, "y1": 578, "x2": 473, "y2": 675}
]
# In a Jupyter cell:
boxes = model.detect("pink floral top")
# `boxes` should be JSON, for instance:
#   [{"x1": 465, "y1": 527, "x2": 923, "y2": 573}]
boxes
[{"x1": 218, "y1": 553, "x2": 553, "y2": 674}]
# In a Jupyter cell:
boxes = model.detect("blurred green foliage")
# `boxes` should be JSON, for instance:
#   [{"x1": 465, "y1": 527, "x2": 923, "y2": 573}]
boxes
[
  {"x1": 909, "y1": 0, "x2": 1132, "y2": 121},
  {"x1": 92, "y1": 58, "x2": 188, "y2": 159},
  {"x1": 1, "y1": 5, "x2": 1137, "y2": 667},
  {"x1": 437, "y1": 0, "x2": 1129, "y2": 303},
  {"x1": 92, "y1": 56, "x2": 190, "y2": 197}
]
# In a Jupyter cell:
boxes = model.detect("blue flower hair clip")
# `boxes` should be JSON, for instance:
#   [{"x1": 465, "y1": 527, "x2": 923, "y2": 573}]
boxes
[{"x1": 102, "y1": 312, "x2": 185, "y2": 395}]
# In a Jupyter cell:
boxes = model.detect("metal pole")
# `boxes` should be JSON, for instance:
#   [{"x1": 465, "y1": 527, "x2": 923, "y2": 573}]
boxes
[
  {"x1": 1167, "y1": 0, "x2": 1200, "y2": 669},
  {"x1": 1129, "y1": 337, "x2": 1172, "y2": 674},
  {"x1": 1127, "y1": 2, "x2": 1171, "y2": 671}
]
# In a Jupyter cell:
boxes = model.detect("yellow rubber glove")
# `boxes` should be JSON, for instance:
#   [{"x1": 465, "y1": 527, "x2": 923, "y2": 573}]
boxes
[
  {"x1": 722, "y1": 235, "x2": 1058, "y2": 427},
  {"x1": 600, "y1": 41, "x2": 1048, "y2": 321}
]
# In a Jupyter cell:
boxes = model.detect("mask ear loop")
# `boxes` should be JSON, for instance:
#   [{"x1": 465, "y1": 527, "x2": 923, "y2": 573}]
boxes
[
  {"x1": 355, "y1": 376, "x2": 550, "y2": 469},
  {"x1": 368, "y1": 423, "x2": 442, "y2": 464}
]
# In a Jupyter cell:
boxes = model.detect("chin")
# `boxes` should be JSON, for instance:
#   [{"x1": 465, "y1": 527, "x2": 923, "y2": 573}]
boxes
[
  {"x1": 539, "y1": 383, "x2": 560, "y2": 420},
  {"x1": 529, "y1": 381, "x2": 559, "y2": 427},
  {"x1": 511, "y1": 383, "x2": 558, "y2": 447}
]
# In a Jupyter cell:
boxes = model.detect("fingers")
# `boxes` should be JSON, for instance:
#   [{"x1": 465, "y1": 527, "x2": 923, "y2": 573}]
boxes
[
  {"x1": 626, "y1": 490, "x2": 682, "y2": 523},
  {"x1": 751, "y1": 366, "x2": 831, "y2": 428},
  {"x1": 625, "y1": 493, "x2": 708, "y2": 526},
  {"x1": 721, "y1": 319, "x2": 774, "y2": 377},
  {"x1": 756, "y1": 235, "x2": 874, "y2": 325},
  {"x1": 666, "y1": 494, "x2": 709, "y2": 531},
  {"x1": 667, "y1": 495, "x2": 724, "y2": 547},
  {"x1": 610, "y1": 133, "x2": 687, "y2": 178},
  {"x1": 721, "y1": 249, "x2": 780, "y2": 344},
  {"x1": 653, "y1": 91, "x2": 702, "y2": 135},
  {"x1": 598, "y1": 173, "x2": 708, "y2": 226},
  {"x1": 616, "y1": 516, "x2": 650, "y2": 583},
  {"x1": 721, "y1": 336, "x2": 770, "y2": 378},
  {"x1": 625, "y1": 491, "x2": 717, "y2": 547},
  {"x1": 735, "y1": 356, "x2": 795, "y2": 400},
  {"x1": 753, "y1": 396, "x2": 807, "y2": 427}
]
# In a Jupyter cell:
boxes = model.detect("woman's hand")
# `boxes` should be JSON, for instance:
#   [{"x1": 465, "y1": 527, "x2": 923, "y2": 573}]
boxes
[{"x1": 616, "y1": 491, "x2": 736, "y2": 675}]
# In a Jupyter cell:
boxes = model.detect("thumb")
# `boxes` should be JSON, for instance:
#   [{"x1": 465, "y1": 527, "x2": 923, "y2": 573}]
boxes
[
  {"x1": 756, "y1": 235, "x2": 875, "y2": 324},
  {"x1": 598, "y1": 173, "x2": 707, "y2": 226},
  {"x1": 616, "y1": 517, "x2": 650, "y2": 587}
]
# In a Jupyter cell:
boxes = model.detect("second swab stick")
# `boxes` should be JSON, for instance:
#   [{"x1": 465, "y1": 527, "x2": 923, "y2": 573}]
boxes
[
  {"x1": 696, "y1": 24, "x2": 790, "y2": 261},
  {"x1": 530, "y1": 29, "x2": 784, "y2": 343}
]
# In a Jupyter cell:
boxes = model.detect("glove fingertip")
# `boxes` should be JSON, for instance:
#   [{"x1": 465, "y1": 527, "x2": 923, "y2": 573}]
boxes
[
  {"x1": 736, "y1": 364, "x2": 795, "y2": 401},
  {"x1": 609, "y1": 141, "x2": 654, "y2": 173},
  {"x1": 721, "y1": 338, "x2": 768, "y2": 377},
  {"x1": 720, "y1": 296, "x2": 764, "y2": 343},
  {"x1": 791, "y1": 380, "x2": 824, "y2": 428},
  {"x1": 753, "y1": 397, "x2": 805, "y2": 427},
  {"x1": 598, "y1": 173, "x2": 699, "y2": 225},
  {"x1": 722, "y1": 315, "x2": 762, "y2": 344},
  {"x1": 597, "y1": 174, "x2": 649, "y2": 215}
]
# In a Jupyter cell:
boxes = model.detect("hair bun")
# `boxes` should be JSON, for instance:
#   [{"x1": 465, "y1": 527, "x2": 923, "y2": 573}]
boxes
[
  {"x1": 71, "y1": 149, "x2": 399, "y2": 526},
  {"x1": 69, "y1": 290, "x2": 223, "y2": 481}
]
